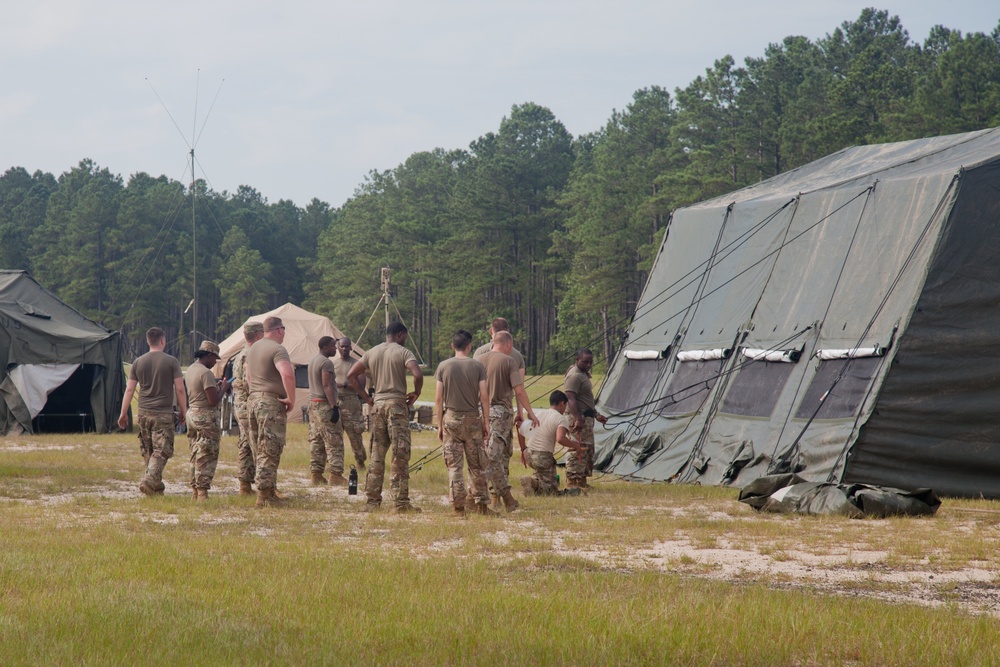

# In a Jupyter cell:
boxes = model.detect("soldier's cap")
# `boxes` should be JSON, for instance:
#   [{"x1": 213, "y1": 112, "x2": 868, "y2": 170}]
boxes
[
  {"x1": 243, "y1": 321, "x2": 264, "y2": 336},
  {"x1": 196, "y1": 340, "x2": 221, "y2": 358}
]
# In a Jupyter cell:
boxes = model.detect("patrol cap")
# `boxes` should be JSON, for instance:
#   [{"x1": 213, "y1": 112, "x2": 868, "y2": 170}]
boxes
[
  {"x1": 197, "y1": 340, "x2": 221, "y2": 357},
  {"x1": 243, "y1": 321, "x2": 264, "y2": 337}
]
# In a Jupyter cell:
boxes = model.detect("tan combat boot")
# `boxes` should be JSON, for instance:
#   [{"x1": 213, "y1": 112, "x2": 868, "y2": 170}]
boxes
[
  {"x1": 452, "y1": 505, "x2": 467, "y2": 518},
  {"x1": 311, "y1": 472, "x2": 328, "y2": 486},
  {"x1": 239, "y1": 481, "x2": 254, "y2": 496},
  {"x1": 520, "y1": 476, "x2": 535, "y2": 497},
  {"x1": 256, "y1": 487, "x2": 286, "y2": 508},
  {"x1": 328, "y1": 473, "x2": 348, "y2": 486},
  {"x1": 195, "y1": 488, "x2": 208, "y2": 501},
  {"x1": 500, "y1": 490, "x2": 520, "y2": 513},
  {"x1": 475, "y1": 502, "x2": 500, "y2": 517},
  {"x1": 191, "y1": 487, "x2": 199, "y2": 500},
  {"x1": 488, "y1": 493, "x2": 501, "y2": 513}
]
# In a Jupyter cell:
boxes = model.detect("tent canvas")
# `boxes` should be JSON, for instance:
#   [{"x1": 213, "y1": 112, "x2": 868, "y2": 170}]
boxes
[
  {"x1": 0, "y1": 270, "x2": 124, "y2": 434},
  {"x1": 594, "y1": 127, "x2": 1000, "y2": 499},
  {"x1": 214, "y1": 303, "x2": 364, "y2": 423}
]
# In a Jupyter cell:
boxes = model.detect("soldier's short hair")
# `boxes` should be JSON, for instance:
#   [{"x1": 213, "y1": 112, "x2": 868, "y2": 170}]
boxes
[
  {"x1": 243, "y1": 321, "x2": 264, "y2": 341},
  {"x1": 387, "y1": 321, "x2": 408, "y2": 336},
  {"x1": 263, "y1": 316, "x2": 284, "y2": 333},
  {"x1": 452, "y1": 330, "x2": 473, "y2": 351},
  {"x1": 576, "y1": 348, "x2": 593, "y2": 360},
  {"x1": 549, "y1": 390, "x2": 568, "y2": 406},
  {"x1": 491, "y1": 317, "x2": 510, "y2": 332},
  {"x1": 493, "y1": 331, "x2": 512, "y2": 347},
  {"x1": 146, "y1": 327, "x2": 165, "y2": 346},
  {"x1": 318, "y1": 335, "x2": 336, "y2": 349}
]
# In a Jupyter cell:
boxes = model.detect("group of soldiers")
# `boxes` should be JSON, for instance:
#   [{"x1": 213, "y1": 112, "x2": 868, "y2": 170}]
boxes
[{"x1": 118, "y1": 315, "x2": 606, "y2": 514}]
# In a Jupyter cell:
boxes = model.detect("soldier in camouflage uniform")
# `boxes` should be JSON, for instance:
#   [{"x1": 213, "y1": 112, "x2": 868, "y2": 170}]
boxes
[
  {"x1": 246, "y1": 317, "x2": 296, "y2": 508},
  {"x1": 564, "y1": 348, "x2": 607, "y2": 490},
  {"x1": 479, "y1": 331, "x2": 539, "y2": 512},
  {"x1": 231, "y1": 321, "x2": 264, "y2": 495},
  {"x1": 185, "y1": 340, "x2": 231, "y2": 500},
  {"x1": 307, "y1": 336, "x2": 343, "y2": 485},
  {"x1": 118, "y1": 327, "x2": 187, "y2": 496},
  {"x1": 435, "y1": 330, "x2": 495, "y2": 517},
  {"x1": 348, "y1": 322, "x2": 423, "y2": 513},
  {"x1": 521, "y1": 391, "x2": 583, "y2": 497},
  {"x1": 332, "y1": 337, "x2": 367, "y2": 470}
]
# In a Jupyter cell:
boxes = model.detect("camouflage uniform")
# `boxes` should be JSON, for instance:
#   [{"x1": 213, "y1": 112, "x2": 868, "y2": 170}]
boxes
[
  {"x1": 187, "y1": 407, "x2": 221, "y2": 490},
  {"x1": 365, "y1": 398, "x2": 411, "y2": 508},
  {"x1": 565, "y1": 415, "x2": 595, "y2": 485},
  {"x1": 484, "y1": 405, "x2": 514, "y2": 496},
  {"x1": 308, "y1": 401, "x2": 344, "y2": 476},
  {"x1": 250, "y1": 394, "x2": 287, "y2": 491},
  {"x1": 441, "y1": 411, "x2": 489, "y2": 509},
  {"x1": 336, "y1": 392, "x2": 367, "y2": 467},
  {"x1": 138, "y1": 411, "x2": 175, "y2": 492},
  {"x1": 231, "y1": 349, "x2": 255, "y2": 484},
  {"x1": 526, "y1": 450, "x2": 560, "y2": 495}
]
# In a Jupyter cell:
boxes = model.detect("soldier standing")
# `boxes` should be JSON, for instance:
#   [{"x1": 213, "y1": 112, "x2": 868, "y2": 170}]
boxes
[
  {"x1": 520, "y1": 390, "x2": 583, "y2": 497},
  {"x1": 434, "y1": 330, "x2": 495, "y2": 517},
  {"x1": 185, "y1": 340, "x2": 230, "y2": 500},
  {"x1": 479, "y1": 331, "x2": 539, "y2": 512},
  {"x1": 306, "y1": 336, "x2": 343, "y2": 486},
  {"x1": 231, "y1": 321, "x2": 264, "y2": 496},
  {"x1": 246, "y1": 316, "x2": 296, "y2": 508},
  {"x1": 347, "y1": 321, "x2": 422, "y2": 513},
  {"x1": 564, "y1": 348, "x2": 607, "y2": 490},
  {"x1": 332, "y1": 337, "x2": 367, "y2": 471},
  {"x1": 117, "y1": 327, "x2": 187, "y2": 496},
  {"x1": 473, "y1": 317, "x2": 526, "y2": 377}
]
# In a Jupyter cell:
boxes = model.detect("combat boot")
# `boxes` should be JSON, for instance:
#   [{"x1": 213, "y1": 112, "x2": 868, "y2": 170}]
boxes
[
  {"x1": 452, "y1": 506, "x2": 467, "y2": 518},
  {"x1": 520, "y1": 476, "x2": 535, "y2": 497},
  {"x1": 465, "y1": 493, "x2": 477, "y2": 512},
  {"x1": 195, "y1": 488, "x2": 208, "y2": 501},
  {"x1": 475, "y1": 502, "x2": 501, "y2": 517},
  {"x1": 191, "y1": 486, "x2": 198, "y2": 500},
  {"x1": 561, "y1": 487, "x2": 582, "y2": 497},
  {"x1": 239, "y1": 481, "x2": 254, "y2": 496},
  {"x1": 500, "y1": 490, "x2": 520, "y2": 513},
  {"x1": 488, "y1": 493, "x2": 501, "y2": 513},
  {"x1": 395, "y1": 504, "x2": 422, "y2": 514},
  {"x1": 328, "y1": 473, "x2": 348, "y2": 486},
  {"x1": 311, "y1": 472, "x2": 328, "y2": 486},
  {"x1": 139, "y1": 480, "x2": 155, "y2": 496},
  {"x1": 256, "y1": 487, "x2": 286, "y2": 508}
]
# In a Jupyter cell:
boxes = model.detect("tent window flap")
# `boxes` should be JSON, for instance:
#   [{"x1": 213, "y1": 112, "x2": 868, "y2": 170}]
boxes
[
  {"x1": 604, "y1": 358, "x2": 667, "y2": 413},
  {"x1": 657, "y1": 360, "x2": 723, "y2": 416},
  {"x1": 721, "y1": 361, "x2": 796, "y2": 418},
  {"x1": 794, "y1": 357, "x2": 881, "y2": 420}
]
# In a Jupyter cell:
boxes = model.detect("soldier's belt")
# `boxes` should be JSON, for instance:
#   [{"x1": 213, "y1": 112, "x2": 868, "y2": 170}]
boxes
[
  {"x1": 445, "y1": 408, "x2": 480, "y2": 416},
  {"x1": 310, "y1": 398, "x2": 329, "y2": 403},
  {"x1": 250, "y1": 391, "x2": 283, "y2": 399},
  {"x1": 582, "y1": 409, "x2": 596, "y2": 418}
]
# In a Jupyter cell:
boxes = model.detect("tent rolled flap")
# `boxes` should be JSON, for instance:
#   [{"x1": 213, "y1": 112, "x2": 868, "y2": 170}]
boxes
[
  {"x1": 741, "y1": 347, "x2": 802, "y2": 363},
  {"x1": 622, "y1": 349, "x2": 665, "y2": 360},
  {"x1": 815, "y1": 345, "x2": 886, "y2": 360},
  {"x1": 676, "y1": 348, "x2": 731, "y2": 362}
]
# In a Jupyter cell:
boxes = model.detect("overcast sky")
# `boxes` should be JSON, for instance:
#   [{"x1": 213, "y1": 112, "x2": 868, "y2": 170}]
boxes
[{"x1": 2, "y1": 1, "x2": 997, "y2": 209}]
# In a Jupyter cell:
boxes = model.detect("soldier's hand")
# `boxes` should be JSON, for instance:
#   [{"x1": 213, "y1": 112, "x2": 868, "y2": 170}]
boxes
[
  {"x1": 117, "y1": 414, "x2": 128, "y2": 430},
  {"x1": 330, "y1": 406, "x2": 340, "y2": 424},
  {"x1": 279, "y1": 398, "x2": 293, "y2": 413},
  {"x1": 405, "y1": 392, "x2": 419, "y2": 407},
  {"x1": 596, "y1": 414, "x2": 608, "y2": 425},
  {"x1": 437, "y1": 426, "x2": 444, "y2": 442}
]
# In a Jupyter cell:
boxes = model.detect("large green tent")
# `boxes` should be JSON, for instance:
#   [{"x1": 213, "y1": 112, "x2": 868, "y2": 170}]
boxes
[
  {"x1": 594, "y1": 127, "x2": 1000, "y2": 498},
  {"x1": 0, "y1": 270, "x2": 124, "y2": 434}
]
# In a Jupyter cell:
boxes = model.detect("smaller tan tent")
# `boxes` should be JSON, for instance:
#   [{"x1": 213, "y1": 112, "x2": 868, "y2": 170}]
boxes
[{"x1": 214, "y1": 303, "x2": 364, "y2": 423}]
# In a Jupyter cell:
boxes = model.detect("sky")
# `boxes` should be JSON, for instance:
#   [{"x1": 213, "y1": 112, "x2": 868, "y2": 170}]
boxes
[{"x1": 2, "y1": 1, "x2": 997, "y2": 209}]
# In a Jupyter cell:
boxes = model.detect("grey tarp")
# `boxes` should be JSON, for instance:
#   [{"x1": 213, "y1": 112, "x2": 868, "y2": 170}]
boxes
[
  {"x1": 0, "y1": 271, "x2": 124, "y2": 434},
  {"x1": 738, "y1": 474, "x2": 941, "y2": 518},
  {"x1": 595, "y1": 127, "x2": 1000, "y2": 498}
]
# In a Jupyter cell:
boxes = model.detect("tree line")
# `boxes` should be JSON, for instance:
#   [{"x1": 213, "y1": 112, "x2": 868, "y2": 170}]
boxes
[{"x1": 2, "y1": 9, "x2": 999, "y2": 369}]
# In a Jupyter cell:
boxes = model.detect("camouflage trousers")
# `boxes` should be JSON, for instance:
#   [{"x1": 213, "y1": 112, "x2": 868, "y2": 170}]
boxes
[
  {"x1": 138, "y1": 411, "x2": 175, "y2": 491},
  {"x1": 484, "y1": 405, "x2": 514, "y2": 496},
  {"x1": 187, "y1": 407, "x2": 221, "y2": 490},
  {"x1": 308, "y1": 401, "x2": 344, "y2": 476},
  {"x1": 336, "y1": 392, "x2": 367, "y2": 467},
  {"x1": 527, "y1": 450, "x2": 560, "y2": 495},
  {"x1": 365, "y1": 398, "x2": 411, "y2": 508},
  {"x1": 234, "y1": 397, "x2": 255, "y2": 484},
  {"x1": 249, "y1": 394, "x2": 287, "y2": 491},
  {"x1": 441, "y1": 411, "x2": 488, "y2": 509},
  {"x1": 566, "y1": 416, "x2": 594, "y2": 483}
]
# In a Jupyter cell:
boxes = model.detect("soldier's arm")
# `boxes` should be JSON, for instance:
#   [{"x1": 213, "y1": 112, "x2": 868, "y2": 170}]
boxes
[
  {"x1": 565, "y1": 390, "x2": 583, "y2": 430},
  {"x1": 434, "y1": 382, "x2": 445, "y2": 442},
  {"x1": 347, "y1": 362, "x2": 372, "y2": 405},
  {"x1": 173, "y1": 377, "x2": 187, "y2": 423},
  {"x1": 322, "y1": 369, "x2": 339, "y2": 406},
  {"x1": 276, "y1": 359, "x2": 296, "y2": 413},
  {"x1": 405, "y1": 360, "x2": 423, "y2": 406},
  {"x1": 118, "y1": 379, "x2": 138, "y2": 429},
  {"x1": 556, "y1": 425, "x2": 581, "y2": 454},
  {"x1": 513, "y1": 383, "x2": 539, "y2": 427},
  {"x1": 478, "y1": 379, "x2": 490, "y2": 438}
]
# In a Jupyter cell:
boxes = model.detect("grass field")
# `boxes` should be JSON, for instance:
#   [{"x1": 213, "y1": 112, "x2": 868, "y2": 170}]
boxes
[{"x1": 3, "y1": 423, "x2": 1000, "y2": 665}]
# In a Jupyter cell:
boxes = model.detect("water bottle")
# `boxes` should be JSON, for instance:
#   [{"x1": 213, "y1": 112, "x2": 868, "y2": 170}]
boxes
[{"x1": 348, "y1": 465, "x2": 358, "y2": 495}]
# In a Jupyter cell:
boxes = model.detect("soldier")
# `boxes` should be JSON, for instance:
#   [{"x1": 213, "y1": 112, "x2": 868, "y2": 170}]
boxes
[
  {"x1": 434, "y1": 330, "x2": 495, "y2": 517},
  {"x1": 347, "y1": 321, "x2": 422, "y2": 513},
  {"x1": 473, "y1": 317, "x2": 526, "y2": 378},
  {"x1": 332, "y1": 337, "x2": 367, "y2": 471},
  {"x1": 185, "y1": 340, "x2": 230, "y2": 500},
  {"x1": 246, "y1": 316, "x2": 296, "y2": 508},
  {"x1": 564, "y1": 348, "x2": 607, "y2": 490},
  {"x1": 520, "y1": 390, "x2": 583, "y2": 497},
  {"x1": 479, "y1": 331, "x2": 539, "y2": 512},
  {"x1": 306, "y1": 336, "x2": 343, "y2": 486},
  {"x1": 231, "y1": 321, "x2": 264, "y2": 496},
  {"x1": 117, "y1": 327, "x2": 187, "y2": 496}
]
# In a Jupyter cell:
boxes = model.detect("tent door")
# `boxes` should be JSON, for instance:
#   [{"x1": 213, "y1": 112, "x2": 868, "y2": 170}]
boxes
[{"x1": 32, "y1": 364, "x2": 98, "y2": 433}]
